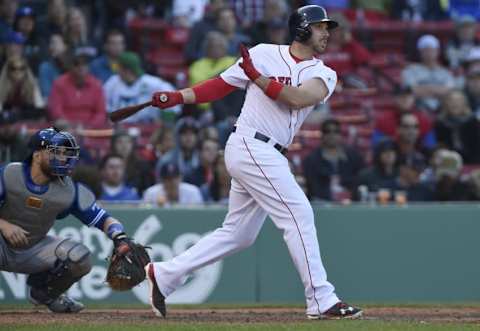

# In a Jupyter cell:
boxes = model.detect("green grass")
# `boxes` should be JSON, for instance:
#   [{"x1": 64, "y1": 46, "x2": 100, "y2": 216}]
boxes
[{"x1": 3, "y1": 322, "x2": 480, "y2": 331}]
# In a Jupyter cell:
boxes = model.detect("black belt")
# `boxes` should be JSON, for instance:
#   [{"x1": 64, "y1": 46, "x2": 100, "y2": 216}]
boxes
[{"x1": 232, "y1": 126, "x2": 288, "y2": 155}]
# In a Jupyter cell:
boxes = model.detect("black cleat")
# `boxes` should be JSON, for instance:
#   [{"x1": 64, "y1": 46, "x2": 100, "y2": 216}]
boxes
[
  {"x1": 307, "y1": 302, "x2": 363, "y2": 320},
  {"x1": 145, "y1": 263, "x2": 167, "y2": 317}
]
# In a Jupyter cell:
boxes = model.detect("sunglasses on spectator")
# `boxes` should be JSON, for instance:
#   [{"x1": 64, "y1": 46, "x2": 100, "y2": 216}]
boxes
[{"x1": 9, "y1": 65, "x2": 26, "y2": 72}]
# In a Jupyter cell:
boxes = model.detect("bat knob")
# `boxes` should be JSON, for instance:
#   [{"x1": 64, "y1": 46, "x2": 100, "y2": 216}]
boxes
[{"x1": 159, "y1": 93, "x2": 168, "y2": 103}]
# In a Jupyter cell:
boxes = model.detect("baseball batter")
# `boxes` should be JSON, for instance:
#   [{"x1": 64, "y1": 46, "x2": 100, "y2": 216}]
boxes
[
  {"x1": 146, "y1": 5, "x2": 362, "y2": 320},
  {"x1": 0, "y1": 128, "x2": 135, "y2": 313}
]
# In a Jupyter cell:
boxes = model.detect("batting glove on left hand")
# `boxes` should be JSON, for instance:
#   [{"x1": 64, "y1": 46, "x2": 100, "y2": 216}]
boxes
[
  {"x1": 239, "y1": 44, "x2": 261, "y2": 81},
  {"x1": 152, "y1": 91, "x2": 184, "y2": 109}
]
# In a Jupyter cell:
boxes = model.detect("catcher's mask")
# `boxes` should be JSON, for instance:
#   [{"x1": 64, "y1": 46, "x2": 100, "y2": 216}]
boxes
[{"x1": 28, "y1": 127, "x2": 80, "y2": 177}]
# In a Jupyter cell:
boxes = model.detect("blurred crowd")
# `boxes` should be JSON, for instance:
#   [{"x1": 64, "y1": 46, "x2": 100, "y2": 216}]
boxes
[{"x1": 2, "y1": 0, "x2": 480, "y2": 206}]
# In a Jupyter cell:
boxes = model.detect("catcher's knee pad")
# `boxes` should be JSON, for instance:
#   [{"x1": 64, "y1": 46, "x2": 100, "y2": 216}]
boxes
[
  {"x1": 54, "y1": 239, "x2": 92, "y2": 277},
  {"x1": 27, "y1": 239, "x2": 91, "y2": 300}
]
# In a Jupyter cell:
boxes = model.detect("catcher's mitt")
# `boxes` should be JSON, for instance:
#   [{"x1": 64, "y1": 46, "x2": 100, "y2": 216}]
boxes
[{"x1": 106, "y1": 236, "x2": 151, "y2": 291}]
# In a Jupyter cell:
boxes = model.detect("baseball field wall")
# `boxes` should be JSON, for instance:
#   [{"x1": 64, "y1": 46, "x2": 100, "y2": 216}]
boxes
[{"x1": 1, "y1": 204, "x2": 479, "y2": 304}]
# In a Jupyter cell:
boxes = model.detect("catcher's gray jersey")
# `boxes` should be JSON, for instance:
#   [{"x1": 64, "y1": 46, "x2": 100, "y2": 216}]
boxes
[{"x1": 0, "y1": 162, "x2": 110, "y2": 250}]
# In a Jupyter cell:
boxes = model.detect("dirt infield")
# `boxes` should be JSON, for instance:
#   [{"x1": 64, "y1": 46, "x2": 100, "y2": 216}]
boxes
[{"x1": 2, "y1": 307, "x2": 480, "y2": 325}]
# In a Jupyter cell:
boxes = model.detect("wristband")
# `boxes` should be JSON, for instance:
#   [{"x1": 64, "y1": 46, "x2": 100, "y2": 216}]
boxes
[
  {"x1": 265, "y1": 80, "x2": 284, "y2": 100},
  {"x1": 107, "y1": 223, "x2": 125, "y2": 240}
]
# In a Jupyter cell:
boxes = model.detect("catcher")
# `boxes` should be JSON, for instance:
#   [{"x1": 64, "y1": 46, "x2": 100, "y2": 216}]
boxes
[{"x1": 0, "y1": 127, "x2": 149, "y2": 313}]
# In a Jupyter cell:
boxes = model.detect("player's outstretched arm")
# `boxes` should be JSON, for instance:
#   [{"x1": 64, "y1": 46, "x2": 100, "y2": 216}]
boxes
[
  {"x1": 151, "y1": 78, "x2": 237, "y2": 109},
  {"x1": 239, "y1": 44, "x2": 329, "y2": 109}
]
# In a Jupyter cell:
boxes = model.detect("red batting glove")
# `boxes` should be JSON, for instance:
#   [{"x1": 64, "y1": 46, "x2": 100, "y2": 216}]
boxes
[
  {"x1": 152, "y1": 91, "x2": 184, "y2": 109},
  {"x1": 239, "y1": 44, "x2": 261, "y2": 81}
]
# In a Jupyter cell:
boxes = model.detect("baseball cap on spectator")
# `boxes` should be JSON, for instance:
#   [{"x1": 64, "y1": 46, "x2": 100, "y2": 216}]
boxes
[
  {"x1": 16, "y1": 6, "x2": 35, "y2": 18},
  {"x1": 2, "y1": 31, "x2": 25, "y2": 45},
  {"x1": 176, "y1": 117, "x2": 199, "y2": 135},
  {"x1": 435, "y1": 150, "x2": 463, "y2": 178},
  {"x1": 464, "y1": 47, "x2": 480, "y2": 64},
  {"x1": 417, "y1": 34, "x2": 439, "y2": 50},
  {"x1": 455, "y1": 14, "x2": 476, "y2": 27},
  {"x1": 72, "y1": 47, "x2": 94, "y2": 65},
  {"x1": 159, "y1": 162, "x2": 180, "y2": 179},
  {"x1": 118, "y1": 52, "x2": 144, "y2": 76}
]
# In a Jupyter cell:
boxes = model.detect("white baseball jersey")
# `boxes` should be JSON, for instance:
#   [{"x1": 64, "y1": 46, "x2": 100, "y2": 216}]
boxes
[
  {"x1": 220, "y1": 43, "x2": 337, "y2": 146},
  {"x1": 104, "y1": 74, "x2": 181, "y2": 123},
  {"x1": 149, "y1": 43, "x2": 342, "y2": 317}
]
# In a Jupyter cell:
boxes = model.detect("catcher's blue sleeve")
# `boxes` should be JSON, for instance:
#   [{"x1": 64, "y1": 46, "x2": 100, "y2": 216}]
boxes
[{"x1": 58, "y1": 183, "x2": 110, "y2": 230}]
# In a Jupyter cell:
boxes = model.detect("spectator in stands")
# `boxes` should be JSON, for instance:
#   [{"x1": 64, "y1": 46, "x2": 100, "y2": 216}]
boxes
[
  {"x1": 303, "y1": 118, "x2": 365, "y2": 201},
  {"x1": 215, "y1": 7, "x2": 250, "y2": 57},
  {"x1": 90, "y1": 29, "x2": 126, "y2": 83},
  {"x1": 263, "y1": 18, "x2": 289, "y2": 45},
  {"x1": 402, "y1": 34, "x2": 455, "y2": 112},
  {"x1": 0, "y1": 118, "x2": 29, "y2": 165},
  {"x1": 430, "y1": 149, "x2": 474, "y2": 201},
  {"x1": 64, "y1": 7, "x2": 97, "y2": 58},
  {"x1": 230, "y1": 0, "x2": 267, "y2": 29},
  {"x1": 144, "y1": 125, "x2": 176, "y2": 165},
  {"x1": 357, "y1": 138, "x2": 399, "y2": 196},
  {"x1": 395, "y1": 112, "x2": 430, "y2": 163},
  {"x1": 110, "y1": 130, "x2": 155, "y2": 195},
  {"x1": 392, "y1": 153, "x2": 433, "y2": 201},
  {"x1": 201, "y1": 151, "x2": 230, "y2": 204},
  {"x1": 38, "y1": 33, "x2": 69, "y2": 99},
  {"x1": 185, "y1": 138, "x2": 219, "y2": 187},
  {"x1": 104, "y1": 51, "x2": 180, "y2": 123},
  {"x1": 372, "y1": 85, "x2": 435, "y2": 149},
  {"x1": 445, "y1": 15, "x2": 480, "y2": 70},
  {"x1": 390, "y1": 0, "x2": 448, "y2": 21},
  {"x1": 172, "y1": 0, "x2": 209, "y2": 28},
  {"x1": 317, "y1": 12, "x2": 372, "y2": 89},
  {"x1": 247, "y1": 0, "x2": 289, "y2": 44},
  {"x1": 0, "y1": 0, "x2": 17, "y2": 41},
  {"x1": 1, "y1": 30, "x2": 25, "y2": 66},
  {"x1": 189, "y1": 31, "x2": 237, "y2": 114},
  {"x1": 157, "y1": 117, "x2": 201, "y2": 181},
  {"x1": 143, "y1": 162, "x2": 204, "y2": 207},
  {"x1": 0, "y1": 56, "x2": 44, "y2": 121},
  {"x1": 99, "y1": 153, "x2": 140, "y2": 202},
  {"x1": 48, "y1": 50, "x2": 106, "y2": 127},
  {"x1": 464, "y1": 54, "x2": 480, "y2": 116},
  {"x1": 189, "y1": 31, "x2": 236, "y2": 86},
  {"x1": 184, "y1": 0, "x2": 228, "y2": 63},
  {"x1": 434, "y1": 89, "x2": 480, "y2": 164},
  {"x1": 13, "y1": 6, "x2": 42, "y2": 73},
  {"x1": 41, "y1": 0, "x2": 68, "y2": 36}
]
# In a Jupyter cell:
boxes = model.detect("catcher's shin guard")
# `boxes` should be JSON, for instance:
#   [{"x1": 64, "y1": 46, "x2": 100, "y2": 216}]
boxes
[{"x1": 27, "y1": 239, "x2": 91, "y2": 301}]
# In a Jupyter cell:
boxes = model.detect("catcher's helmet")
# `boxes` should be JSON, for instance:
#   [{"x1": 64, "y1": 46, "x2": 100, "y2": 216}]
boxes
[
  {"x1": 28, "y1": 127, "x2": 80, "y2": 176},
  {"x1": 289, "y1": 5, "x2": 338, "y2": 42}
]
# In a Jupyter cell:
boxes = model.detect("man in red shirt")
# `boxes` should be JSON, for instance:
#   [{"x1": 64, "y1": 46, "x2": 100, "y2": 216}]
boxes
[
  {"x1": 372, "y1": 85, "x2": 436, "y2": 149},
  {"x1": 48, "y1": 51, "x2": 106, "y2": 127}
]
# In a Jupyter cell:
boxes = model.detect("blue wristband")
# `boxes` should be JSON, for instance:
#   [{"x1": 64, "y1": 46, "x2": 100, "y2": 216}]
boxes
[{"x1": 106, "y1": 223, "x2": 125, "y2": 240}]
